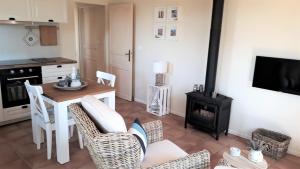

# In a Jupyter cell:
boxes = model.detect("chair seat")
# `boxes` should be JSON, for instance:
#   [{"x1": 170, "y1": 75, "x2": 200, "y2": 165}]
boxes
[
  {"x1": 48, "y1": 109, "x2": 75, "y2": 124},
  {"x1": 35, "y1": 107, "x2": 73, "y2": 124},
  {"x1": 141, "y1": 139, "x2": 188, "y2": 168}
]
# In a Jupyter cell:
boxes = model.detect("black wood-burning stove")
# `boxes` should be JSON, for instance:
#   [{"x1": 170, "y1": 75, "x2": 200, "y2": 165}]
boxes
[
  {"x1": 185, "y1": 92, "x2": 232, "y2": 140},
  {"x1": 184, "y1": 0, "x2": 233, "y2": 140}
]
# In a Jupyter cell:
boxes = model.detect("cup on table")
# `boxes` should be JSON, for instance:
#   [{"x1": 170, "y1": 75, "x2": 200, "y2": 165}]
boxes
[{"x1": 229, "y1": 147, "x2": 241, "y2": 157}]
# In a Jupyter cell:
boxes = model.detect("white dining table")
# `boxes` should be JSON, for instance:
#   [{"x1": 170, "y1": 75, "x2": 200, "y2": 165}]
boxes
[{"x1": 31, "y1": 81, "x2": 115, "y2": 164}]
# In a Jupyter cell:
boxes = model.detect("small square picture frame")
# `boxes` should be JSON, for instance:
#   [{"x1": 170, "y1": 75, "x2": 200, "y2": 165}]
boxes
[
  {"x1": 167, "y1": 6, "x2": 178, "y2": 21},
  {"x1": 154, "y1": 7, "x2": 166, "y2": 22},
  {"x1": 166, "y1": 23, "x2": 177, "y2": 40},
  {"x1": 154, "y1": 23, "x2": 166, "y2": 40}
]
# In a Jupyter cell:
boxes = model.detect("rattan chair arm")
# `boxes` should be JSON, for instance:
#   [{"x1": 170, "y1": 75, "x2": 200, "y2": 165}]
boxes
[
  {"x1": 142, "y1": 120, "x2": 163, "y2": 144},
  {"x1": 68, "y1": 103, "x2": 101, "y2": 139},
  {"x1": 147, "y1": 150, "x2": 210, "y2": 169},
  {"x1": 88, "y1": 133, "x2": 142, "y2": 169}
]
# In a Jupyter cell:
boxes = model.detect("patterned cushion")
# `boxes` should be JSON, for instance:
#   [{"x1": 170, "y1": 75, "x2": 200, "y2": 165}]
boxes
[{"x1": 128, "y1": 118, "x2": 148, "y2": 161}]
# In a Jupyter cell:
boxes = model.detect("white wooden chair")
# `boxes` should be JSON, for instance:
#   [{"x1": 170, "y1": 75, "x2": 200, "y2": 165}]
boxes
[
  {"x1": 24, "y1": 80, "x2": 83, "y2": 160},
  {"x1": 96, "y1": 71, "x2": 116, "y2": 87}
]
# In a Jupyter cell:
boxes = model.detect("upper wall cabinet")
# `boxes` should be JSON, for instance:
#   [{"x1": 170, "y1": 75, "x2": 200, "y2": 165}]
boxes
[
  {"x1": 0, "y1": 0, "x2": 32, "y2": 21},
  {"x1": 0, "y1": 0, "x2": 67, "y2": 23},
  {"x1": 32, "y1": 0, "x2": 68, "y2": 23}
]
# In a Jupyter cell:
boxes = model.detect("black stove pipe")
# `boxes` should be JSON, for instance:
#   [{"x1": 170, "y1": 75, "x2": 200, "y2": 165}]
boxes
[{"x1": 204, "y1": 0, "x2": 225, "y2": 96}]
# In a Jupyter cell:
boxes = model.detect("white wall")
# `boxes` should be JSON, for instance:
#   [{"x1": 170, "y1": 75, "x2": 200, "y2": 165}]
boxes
[
  {"x1": 60, "y1": 0, "x2": 211, "y2": 117},
  {"x1": 217, "y1": 0, "x2": 300, "y2": 156},
  {"x1": 0, "y1": 25, "x2": 60, "y2": 61},
  {"x1": 132, "y1": 0, "x2": 212, "y2": 116},
  {"x1": 58, "y1": 0, "x2": 300, "y2": 156}
]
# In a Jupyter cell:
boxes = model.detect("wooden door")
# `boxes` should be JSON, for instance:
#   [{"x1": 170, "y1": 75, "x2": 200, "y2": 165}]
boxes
[
  {"x1": 31, "y1": 0, "x2": 67, "y2": 23},
  {"x1": 79, "y1": 6, "x2": 106, "y2": 82},
  {"x1": 109, "y1": 3, "x2": 133, "y2": 101},
  {"x1": 0, "y1": 0, "x2": 31, "y2": 21}
]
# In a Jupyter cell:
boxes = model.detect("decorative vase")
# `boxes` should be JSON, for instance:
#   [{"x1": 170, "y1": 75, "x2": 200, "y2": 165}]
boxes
[
  {"x1": 71, "y1": 79, "x2": 82, "y2": 87},
  {"x1": 71, "y1": 67, "x2": 77, "y2": 80},
  {"x1": 248, "y1": 149, "x2": 263, "y2": 163}
]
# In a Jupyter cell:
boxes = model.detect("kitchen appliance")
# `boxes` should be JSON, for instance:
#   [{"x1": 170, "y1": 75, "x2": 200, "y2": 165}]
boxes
[{"x1": 0, "y1": 66, "x2": 42, "y2": 108}]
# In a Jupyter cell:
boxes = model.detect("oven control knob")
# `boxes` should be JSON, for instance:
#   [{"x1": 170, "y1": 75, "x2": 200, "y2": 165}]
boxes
[
  {"x1": 29, "y1": 68, "x2": 33, "y2": 72},
  {"x1": 19, "y1": 69, "x2": 24, "y2": 73},
  {"x1": 10, "y1": 70, "x2": 15, "y2": 74}
]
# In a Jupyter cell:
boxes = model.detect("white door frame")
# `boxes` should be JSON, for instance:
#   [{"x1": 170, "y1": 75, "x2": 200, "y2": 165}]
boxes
[
  {"x1": 108, "y1": 3, "x2": 134, "y2": 101},
  {"x1": 74, "y1": 1, "x2": 109, "y2": 73}
]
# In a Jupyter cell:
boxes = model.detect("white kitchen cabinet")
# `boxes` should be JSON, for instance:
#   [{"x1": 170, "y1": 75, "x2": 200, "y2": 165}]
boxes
[
  {"x1": 42, "y1": 64, "x2": 76, "y2": 84},
  {"x1": 32, "y1": 0, "x2": 67, "y2": 23},
  {"x1": 3, "y1": 105, "x2": 30, "y2": 121},
  {"x1": 0, "y1": 0, "x2": 32, "y2": 21},
  {"x1": 0, "y1": 0, "x2": 67, "y2": 23}
]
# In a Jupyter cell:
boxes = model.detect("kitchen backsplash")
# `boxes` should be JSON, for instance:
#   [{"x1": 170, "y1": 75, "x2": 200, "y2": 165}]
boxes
[{"x1": 0, "y1": 25, "x2": 60, "y2": 61}]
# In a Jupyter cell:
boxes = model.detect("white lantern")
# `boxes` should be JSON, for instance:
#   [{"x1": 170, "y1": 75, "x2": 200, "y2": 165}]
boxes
[{"x1": 153, "y1": 61, "x2": 168, "y2": 86}]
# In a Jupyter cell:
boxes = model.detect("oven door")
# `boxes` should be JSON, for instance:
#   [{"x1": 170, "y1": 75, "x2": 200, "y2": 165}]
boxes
[{"x1": 1, "y1": 75, "x2": 42, "y2": 108}]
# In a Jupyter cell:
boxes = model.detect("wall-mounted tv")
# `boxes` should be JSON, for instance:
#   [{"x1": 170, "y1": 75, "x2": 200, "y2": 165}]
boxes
[{"x1": 252, "y1": 56, "x2": 300, "y2": 96}]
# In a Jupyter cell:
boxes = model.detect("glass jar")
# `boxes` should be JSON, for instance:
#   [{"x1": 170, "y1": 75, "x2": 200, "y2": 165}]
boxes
[{"x1": 193, "y1": 84, "x2": 198, "y2": 92}]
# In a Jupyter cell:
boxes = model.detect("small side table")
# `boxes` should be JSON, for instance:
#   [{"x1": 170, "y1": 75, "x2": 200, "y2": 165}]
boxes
[
  {"x1": 146, "y1": 85, "x2": 171, "y2": 116},
  {"x1": 222, "y1": 150, "x2": 268, "y2": 169}
]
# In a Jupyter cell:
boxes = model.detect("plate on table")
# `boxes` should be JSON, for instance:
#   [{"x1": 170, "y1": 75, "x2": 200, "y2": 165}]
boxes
[{"x1": 53, "y1": 81, "x2": 88, "y2": 91}]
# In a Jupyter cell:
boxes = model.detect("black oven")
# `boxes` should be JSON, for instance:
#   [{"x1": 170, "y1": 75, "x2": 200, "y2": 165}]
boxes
[{"x1": 0, "y1": 66, "x2": 42, "y2": 108}]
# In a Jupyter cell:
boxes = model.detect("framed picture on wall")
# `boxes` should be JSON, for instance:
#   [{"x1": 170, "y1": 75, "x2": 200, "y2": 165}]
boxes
[
  {"x1": 166, "y1": 23, "x2": 177, "y2": 40},
  {"x1": 154, "y1": 7, "x2": 166, "y2": 22},
  {"x1": 154, "y1": 23, "x2": 166, "y2": 39},
  {"x1": 167, "y1": 6, "x2": 178, "y2": 21}
]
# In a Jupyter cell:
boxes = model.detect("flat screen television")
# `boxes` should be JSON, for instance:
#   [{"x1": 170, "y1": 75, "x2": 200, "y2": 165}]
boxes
[{"x1": 252, "y1": 56, "x2": 300, "y2": 95}]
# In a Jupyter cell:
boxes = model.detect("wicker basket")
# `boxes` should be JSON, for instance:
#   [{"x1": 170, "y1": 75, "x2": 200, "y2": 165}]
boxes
[{"x1": 252, "y1": 128, "x2": 291, "y2": 160}]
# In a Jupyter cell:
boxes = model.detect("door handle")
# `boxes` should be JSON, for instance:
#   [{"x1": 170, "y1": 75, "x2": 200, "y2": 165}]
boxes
[
  {"x1": 7, "y1": 76, "x2": 39, "y2": 81},
  {"x1": 125, "y1": 50, "x2": 131, "y2": 62}
]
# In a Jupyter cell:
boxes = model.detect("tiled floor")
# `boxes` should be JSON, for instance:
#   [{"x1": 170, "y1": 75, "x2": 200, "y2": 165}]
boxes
[{"x1": 0, "y1": 98, "x2": 299, "y2": 169}]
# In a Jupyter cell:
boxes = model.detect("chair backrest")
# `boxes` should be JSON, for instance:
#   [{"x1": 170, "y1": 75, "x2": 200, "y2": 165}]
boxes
[
  {"x1": 24, "y1": 80, "x2": 50, "y2": 123},
  {"x1": 68, "y1": 103, "x2": 141, "y2": 169},
  {"x1": 96, "y1": 71, "x2": 116, "y2": 87}
]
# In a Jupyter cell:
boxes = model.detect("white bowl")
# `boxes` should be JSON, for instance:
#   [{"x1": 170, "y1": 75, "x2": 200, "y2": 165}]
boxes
[{"x1": 230, "y1": 147, "x2": 241, "y2": 157}]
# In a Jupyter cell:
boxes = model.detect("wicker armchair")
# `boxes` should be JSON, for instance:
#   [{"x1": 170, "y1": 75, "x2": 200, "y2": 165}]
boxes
[{"x1": 68, "y1": 103, "x2": 210, "y2": 169}]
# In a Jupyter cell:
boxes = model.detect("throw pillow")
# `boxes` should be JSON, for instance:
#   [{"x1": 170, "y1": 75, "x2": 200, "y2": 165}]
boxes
[
  {"x1": 81, "y1": 95, "x2": 127, "y2": 133},
  {"x1": 128, "y1": 118, "x2": 148, "y2": 162}
]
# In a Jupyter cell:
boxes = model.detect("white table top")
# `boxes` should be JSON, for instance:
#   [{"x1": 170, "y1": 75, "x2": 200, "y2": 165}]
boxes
[{"x1": 223, "y1": 150, "x2": 268, "y2": 169}]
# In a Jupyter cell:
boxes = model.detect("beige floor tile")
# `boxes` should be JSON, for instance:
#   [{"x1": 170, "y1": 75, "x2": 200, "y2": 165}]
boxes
[{"x1": 0, "y1": 98, "x2": 298, "y2": 169}]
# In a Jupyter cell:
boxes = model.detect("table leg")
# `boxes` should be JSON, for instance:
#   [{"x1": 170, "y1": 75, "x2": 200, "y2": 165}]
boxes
[
  {"x1": 54, "y1": 102, "x2": 70, "y2": 164},
  {"x1": 104, "y1": 92, "x2": 115, "y2": 110}
]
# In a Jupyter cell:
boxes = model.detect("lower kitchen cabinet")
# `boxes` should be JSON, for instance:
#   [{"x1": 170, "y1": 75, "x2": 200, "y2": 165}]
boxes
[{"x1": 42, "y1": 64, "x2": 76, "y2": 84}]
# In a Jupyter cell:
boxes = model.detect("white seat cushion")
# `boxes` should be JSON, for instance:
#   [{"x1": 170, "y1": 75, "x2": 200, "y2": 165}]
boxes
[
  {"x1": 81, "y1": 95, "x2": 127, "y2": 133},
  {"x1": 141, "y1": 140, "x2": 188, "y2": 168}
]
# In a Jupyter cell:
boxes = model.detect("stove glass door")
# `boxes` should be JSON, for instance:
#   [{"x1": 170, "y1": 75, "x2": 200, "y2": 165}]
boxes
[{"x1": 1, "y1": 75, "x2": 42, "y2": 108}]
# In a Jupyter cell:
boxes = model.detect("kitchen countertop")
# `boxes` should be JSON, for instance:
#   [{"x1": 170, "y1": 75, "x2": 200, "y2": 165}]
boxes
[{"x1": 0, "y1": 57, "x2": 77, "y2": 69}]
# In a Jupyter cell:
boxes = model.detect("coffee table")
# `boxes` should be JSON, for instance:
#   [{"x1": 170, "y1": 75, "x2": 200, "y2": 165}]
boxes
[{"x1": 222, "y1": 150, "x2": 268, "y2": 169}]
